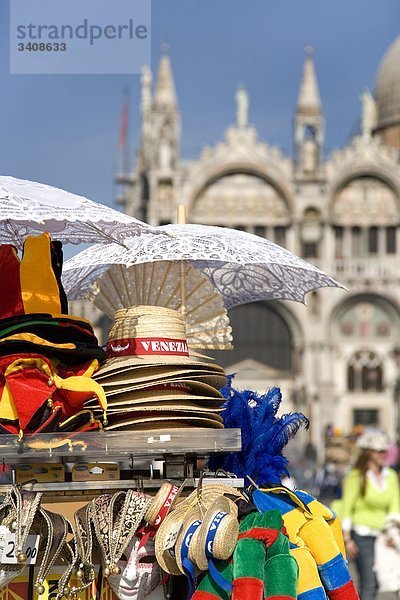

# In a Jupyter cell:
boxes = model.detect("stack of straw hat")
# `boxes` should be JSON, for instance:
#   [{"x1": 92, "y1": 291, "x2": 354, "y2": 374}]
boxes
[
  {"x1": 154, "y1": 483, "x2": 243, "y2": 579},
  {"x1": 88, "y1": 306, "x2": 227, "y2": 430}
]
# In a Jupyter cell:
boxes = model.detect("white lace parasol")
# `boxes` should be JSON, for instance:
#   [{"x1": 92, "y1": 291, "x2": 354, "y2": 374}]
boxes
[
  {"x1": 0, "y1": 175, "x2": 159, "y2": 246},
  {"x1": 90, "y1": 261, "x2": 233, "y2": 350},
  {"x1": 63, "y1": 223, "x2": 345, "y2": 309}
]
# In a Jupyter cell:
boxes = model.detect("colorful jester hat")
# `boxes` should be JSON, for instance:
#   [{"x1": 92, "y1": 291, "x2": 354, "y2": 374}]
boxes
[{"x1": 209, "y1": 377, "x2": 309, "y2": 485}]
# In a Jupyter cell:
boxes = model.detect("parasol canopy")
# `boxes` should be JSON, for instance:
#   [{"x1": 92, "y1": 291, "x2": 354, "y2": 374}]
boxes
[
  {"x1": 0, "y1": 175, "x2": 160, "y2": 247},
  {"x1": 63, "y1": 222, "x2": 345, "y2": 310}
]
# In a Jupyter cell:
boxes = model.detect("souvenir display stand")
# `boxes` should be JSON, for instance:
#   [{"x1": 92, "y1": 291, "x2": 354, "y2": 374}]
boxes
[
  {"x1": 0, "y1": 215, "x2": 352, "y2": 599},
  {"x1": 0, "y1": 430, "x2": 242, "y2": 600}
]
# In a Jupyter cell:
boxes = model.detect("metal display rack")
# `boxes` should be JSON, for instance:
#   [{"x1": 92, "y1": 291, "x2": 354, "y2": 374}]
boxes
[
  {"x1": 0, "y1": 429, "x2": 242, "y2": 495},
  {"x1": 0, "y1": 429, "x2": 241, "y2": 460}
]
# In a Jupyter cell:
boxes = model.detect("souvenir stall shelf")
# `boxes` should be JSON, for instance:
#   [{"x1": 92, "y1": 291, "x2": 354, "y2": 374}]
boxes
[
  {"x1": 0, "y1": 233, "x2": 244, "y2": 599},
  {"x1": 0, "y1": 428, "x2": 242, "y2": 492},
  {"x1": 0, "y1": 231, "x2": 356, "y2": 600}
]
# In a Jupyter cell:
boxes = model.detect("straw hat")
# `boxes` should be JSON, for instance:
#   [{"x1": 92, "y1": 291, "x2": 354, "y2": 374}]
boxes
[
  {"x1": 86, "y1": 381, "x2": 224, "y2": 407},
  {"x1": 154, "y1": 484, "x2": 243, "y2": 574},
  {"x1": 104, "y1": 416, "x2": 224, "y2": 431},
  {"x1": 104, "y1": 404, "x2": 223, "y2": 420},
  {"x1": 145, "y1": 482, "x2": 183, "y2": 527},
  {"x1": 180, "y1": 484, "x2": 243, "y2": 514},
  {"x1": 175, "y1": 507, "x2": 203, "y2": 576},
  {"x1": 89, "y1": 380, "x2": 225, "y2": 401},
  {"x1": 96, "y1": 369, "x2": 227, "y2": 393},
  {"x1": 154, "y1": 504, "x2": 189, "y2": 575},
  {"x1": 95, "y1": 306, "x2": 226, "y2": 376},
  {"x1": 193, "y1": 497, "x2": 239, "y2": 571}
]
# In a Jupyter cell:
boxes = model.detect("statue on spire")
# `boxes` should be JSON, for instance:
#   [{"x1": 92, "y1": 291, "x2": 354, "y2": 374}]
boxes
[
  {"x1": 235, "y1": 85, "x2": 249, "y2": 128},
  {"x1": 360, "y1": 89, "x2": 377, "y2": 140},
  {"x1": 140, "y1": 64, "x2": 152, "y2": 115}
]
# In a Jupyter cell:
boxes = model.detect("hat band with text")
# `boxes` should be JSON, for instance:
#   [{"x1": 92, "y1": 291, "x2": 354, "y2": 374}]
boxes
[{"x1": 107, "y1": 337, "x2": 190, "y2": 358}]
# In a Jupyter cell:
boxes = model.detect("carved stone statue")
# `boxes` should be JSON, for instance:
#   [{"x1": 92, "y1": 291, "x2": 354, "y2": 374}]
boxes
[
  {"x1": 360, "y1": 89, "x2": 377, "y2": 139},
  {"x1": 235, "y1": 85, "x2": 249, "y2": 128},
  {"x1": 159, "y1": 120, "x2": 174, "y2": 172}
]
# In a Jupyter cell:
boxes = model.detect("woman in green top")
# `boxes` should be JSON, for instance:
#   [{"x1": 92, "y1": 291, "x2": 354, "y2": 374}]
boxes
[{"x1": 341, "y1": 430, "x2": 400, "y2": 600}]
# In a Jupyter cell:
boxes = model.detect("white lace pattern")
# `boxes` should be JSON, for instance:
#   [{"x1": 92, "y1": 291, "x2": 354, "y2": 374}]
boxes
[
  {"x1": 0, "y1": 176, "x2": 158, "y2": 246},
  {"x1": 63, "y1": 223, "x2": 345, "y2": 307}
]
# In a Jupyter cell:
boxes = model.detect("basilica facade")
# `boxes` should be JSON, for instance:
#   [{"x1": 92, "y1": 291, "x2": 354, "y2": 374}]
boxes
[{"x1": 102, "y1": 37, "x2": 400, "y2": 447}]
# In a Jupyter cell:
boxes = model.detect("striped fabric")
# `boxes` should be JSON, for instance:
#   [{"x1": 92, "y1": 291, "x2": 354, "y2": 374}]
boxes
[{"x1": 254, "y1": 489, "x2": 358, "y2": 600}]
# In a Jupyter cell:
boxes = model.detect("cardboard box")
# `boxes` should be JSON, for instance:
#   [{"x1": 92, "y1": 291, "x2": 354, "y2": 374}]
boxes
[
  {"x1": 72, "y1": 463, "x2": 120, "y2": 482},
  {"x1": 15, "y1": 463, "x2": 65, "y2": 484}
]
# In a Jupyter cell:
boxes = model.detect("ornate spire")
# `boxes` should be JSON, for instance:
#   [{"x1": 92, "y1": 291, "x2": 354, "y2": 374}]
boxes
[
  {"x1": 296, "y1": 47, "x2": 322, "y2": 116},
  {"x1": 153, "y1": 44, "x2": 178, "y2": 110},
  {"x1": 235, "y1": 84, "x2": 249, "y2": 128}
]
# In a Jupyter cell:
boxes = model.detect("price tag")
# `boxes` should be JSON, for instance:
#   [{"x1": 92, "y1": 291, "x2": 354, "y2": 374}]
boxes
[
  {"x1": 163, "y1": 522, "x2": 182, "y2": 551},
  {"x1": 147, "y1": 434, "x2": 171, "y2": 444},
  {"x1": 1, "y1": 531, "x2": 40, "y2": 565},
  {"x1": 194, "y1": 477, "x2": 245, "y2": 488}
]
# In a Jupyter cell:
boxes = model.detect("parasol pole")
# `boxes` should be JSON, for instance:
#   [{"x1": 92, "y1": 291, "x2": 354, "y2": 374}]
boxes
[{"x1": 177, "y1": 205, "x2": 186, "y2": 319}]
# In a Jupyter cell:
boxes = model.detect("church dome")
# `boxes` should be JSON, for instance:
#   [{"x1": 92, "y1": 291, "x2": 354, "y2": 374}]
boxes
[{"x1": 375, "y1": 36, "x2": 400, "y2": 129}]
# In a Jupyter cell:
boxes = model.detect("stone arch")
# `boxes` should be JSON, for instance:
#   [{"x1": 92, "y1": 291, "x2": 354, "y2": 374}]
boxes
[
  {"x1": 329, "y1": 168, "x2": 400, "y2": 225},
  {"x1": 331, "y1": 164, "x2": 400, "y2": 198},
  {"x1": 186, "y1": 161, "x2": 295, "y2": 219},
  {"x1": 210, "y1": 300, "x2": 303, "y2": 372}
]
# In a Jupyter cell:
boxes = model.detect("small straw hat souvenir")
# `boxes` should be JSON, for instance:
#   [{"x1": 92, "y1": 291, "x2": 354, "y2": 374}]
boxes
[
  {"x1": 175, "y1": 507, "x2": 203, "y2": 576},
  {"x1": 193, "y1": 496, "x2": 239, "y2": 571},
  {"x1": 154, "y1": 503, "x2": 190, "y2": 575},
  {"x1": 145, "y1": 482, "x2": 183, "y2": 527},
  {"x1": 154, "y1": 484, "x2": 243, "y2": 574}
]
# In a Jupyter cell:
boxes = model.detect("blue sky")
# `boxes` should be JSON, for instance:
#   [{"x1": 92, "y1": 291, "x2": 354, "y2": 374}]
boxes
[{"x1": 0, "y1": 0, "x2": 398, "y2": 222}]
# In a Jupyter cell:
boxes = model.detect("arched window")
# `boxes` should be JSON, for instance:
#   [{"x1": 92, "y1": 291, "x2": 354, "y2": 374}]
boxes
[
  {"x1": 347, "y1": 351, "x2": 383, "y2": 392},
  {"x1": 210, "y1": 302, "x2": 292, "y2": 371},
  {"x1": 304, "y1": 125, "x2": 317, "y2": 141},
  {"x1": 301, "y1": 207, "x2": 321, "y2": 259},
  {"x1": 332, "y1": 177, "x2": 400, "y2": 257}
]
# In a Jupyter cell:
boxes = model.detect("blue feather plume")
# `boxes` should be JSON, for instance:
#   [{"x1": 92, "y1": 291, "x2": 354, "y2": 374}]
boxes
[{"x1": 209, "y1": 376, "x2": 309, "y2": 485}]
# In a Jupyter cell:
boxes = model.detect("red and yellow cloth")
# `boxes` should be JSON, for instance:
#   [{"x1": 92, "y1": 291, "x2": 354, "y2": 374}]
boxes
[
  {"x1": 0, "y1": 234, "x2": 64, "y2": 319},
  {"x1": 0, "y1": 353, "x2": 106, "y2": 434},
  {"x1": 0, "y1": 233, "x2": 107, "y2": 435}
]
